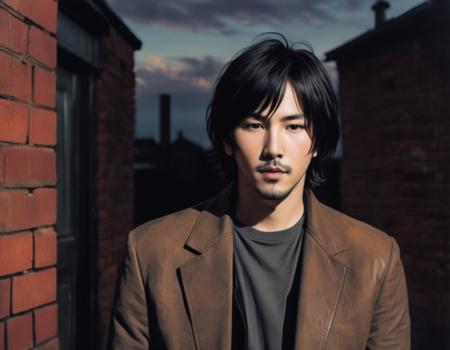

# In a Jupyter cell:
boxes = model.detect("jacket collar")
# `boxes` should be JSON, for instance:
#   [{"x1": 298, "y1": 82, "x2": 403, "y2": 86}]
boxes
[{"x1": 184, "y1": 181, "x2": 236, "y2": 254}]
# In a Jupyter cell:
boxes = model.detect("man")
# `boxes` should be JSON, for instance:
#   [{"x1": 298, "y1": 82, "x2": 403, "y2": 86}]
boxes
[{"x1": 109, "y1": 34, "x2": 410, "y2": 349}]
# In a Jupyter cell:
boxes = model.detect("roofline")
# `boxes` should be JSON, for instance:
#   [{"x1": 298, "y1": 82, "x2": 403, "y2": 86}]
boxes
[
  {"x1": 92, "y1": 0, "x2": 142, "y2": 50},
  {"x1": 325, "y1": 1, "x2": 432, "y2": 61},
  {"x1": 59, "y1": 0, "x2": 142, "y2": 51}
]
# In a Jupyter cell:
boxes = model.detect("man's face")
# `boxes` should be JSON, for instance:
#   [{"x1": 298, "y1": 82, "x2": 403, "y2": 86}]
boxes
[{"x1": 225, "y1": 82, "x2": 316, "y2": 201}]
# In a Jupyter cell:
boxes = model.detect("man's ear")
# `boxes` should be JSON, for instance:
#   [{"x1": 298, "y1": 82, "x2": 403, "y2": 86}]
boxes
[{"x1": 224, "y1": 142, "x2": 233, "y2": 156}]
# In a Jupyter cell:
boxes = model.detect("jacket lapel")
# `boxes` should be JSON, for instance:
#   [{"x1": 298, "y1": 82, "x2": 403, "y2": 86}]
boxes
[
  {"x1": 178, "y1": 183, "x2": 236, "y2": 350},
  {"x1": 179, "y1": 233, "x2": 233, "y2": 350},
  {"x1": 294, "y1": 190, "x2": 349, "y2": 349}
]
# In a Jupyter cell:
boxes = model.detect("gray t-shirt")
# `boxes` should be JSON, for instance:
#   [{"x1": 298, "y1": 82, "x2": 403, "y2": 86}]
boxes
[{"x1": 233, "y1": 214, "x2": 305, "y2": 350}]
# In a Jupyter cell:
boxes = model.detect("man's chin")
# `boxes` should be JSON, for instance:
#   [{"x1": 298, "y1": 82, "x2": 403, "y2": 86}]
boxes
[{"x1": 255, "y1": 184, "x2": 293, "y2": 201}]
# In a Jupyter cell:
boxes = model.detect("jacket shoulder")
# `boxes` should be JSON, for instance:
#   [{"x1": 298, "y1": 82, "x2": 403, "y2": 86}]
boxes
[
  {"x1": 131, "y1": 205, "x2": 202, "y2": 252},
  {"x1": 320, "y1": 203, "x2": 395, "y2": 263}
]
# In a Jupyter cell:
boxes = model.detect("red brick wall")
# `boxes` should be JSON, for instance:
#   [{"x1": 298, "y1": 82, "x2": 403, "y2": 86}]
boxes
[
  {"x1": 0, "y1": 1, "x2": 59, "y2": 349},
  {"x1": 338, "y1": 22, "x2": 450, "y2": 349},
  {"x1": 95, "y1": 27, "x2": 136, "y2": 348}
]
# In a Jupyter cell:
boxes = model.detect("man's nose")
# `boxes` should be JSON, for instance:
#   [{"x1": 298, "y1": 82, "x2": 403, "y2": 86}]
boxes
[{"x1": 261, "y1": 128, "x2": 283, "y2": 160}]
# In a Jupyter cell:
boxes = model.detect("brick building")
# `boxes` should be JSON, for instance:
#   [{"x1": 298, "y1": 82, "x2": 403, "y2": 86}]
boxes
[
  {"x1": 326, "y1": 0, "x2": 450, "y2": 348},
  {"x1": 0, "y1": 1, "x2": 140, "y2": 349}
]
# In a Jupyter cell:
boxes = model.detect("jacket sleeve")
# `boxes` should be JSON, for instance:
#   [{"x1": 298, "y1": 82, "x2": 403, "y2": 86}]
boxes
[
  {"x1": 366, "y1": 236, "x2": 411, "y2": 350},
  {"x1": 108, "y1": 230, "x2": 150, "y2": 349}
]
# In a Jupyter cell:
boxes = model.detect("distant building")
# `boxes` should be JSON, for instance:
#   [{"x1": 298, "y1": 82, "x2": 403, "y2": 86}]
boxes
[
  {"x1": 0, "y1": 0, "x2": 140, "y2": 349},
  {"x1": 135, "y1": 126, "x2": 224, "y2": 225},
  {"x1": 326, "y1": 1, "x2": 450, "y2": 348}
]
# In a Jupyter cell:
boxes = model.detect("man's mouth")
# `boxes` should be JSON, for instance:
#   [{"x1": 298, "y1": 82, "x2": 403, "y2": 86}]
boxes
[
  {"x1": 260, "y1": 169, "x2": 286, "y2": 180},
  {"x1": 259, "y1": 167, "x2": 287, "y2": 173}
]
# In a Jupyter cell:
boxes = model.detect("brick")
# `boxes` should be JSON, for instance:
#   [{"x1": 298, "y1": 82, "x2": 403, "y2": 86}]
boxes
[
  {"x1": 34, "y1": 228, "x2": 57, "y2": 268},
  {"x1": 12, "y1": 268, "x2": 56, "y2": 313},
  {"x1": 0, "y1": 188, "x2": 57, "y2": 232},
  {"x1": 34, "y1": 303, "x2": 57, "y2": 344},
  {"x1": 33, "y1": 67, "x2": 56, "y2": 108},
  {"x1": 0, "y1": 8, "x2": 27, "y2": 54},
  {"x1": 34, "y1": 337, "x2": 59, "y2": 350},
  {"x1": 3, "y1": 0, "x2": 57, "y2": 33},
  {"x1": 0, "y1": 146, "x2": 56, "y2": 187},
  {"x1": 6, "y1": 312, "x2": 32, "y2": 350},
  {"x1": 29, "y1": 27, "x2": 56, "y2": 68},
  {"x1": 0, "y1": 99, "x2": 28, "y2": 143},
  {"x1": 0, "y1": 279, "x2": 10, "y2": 319},
  {"x1": 29, "y1": 108, "x2": 56, "y2": 145},
  {"x1": 0, "y1": 232, "x2": 32, "y2": 276},
  {"x1": 0, "y1": 322, "x2": 4, "y2": 350},
  {"x1": 0, "y1": 51, "x2": 31, "y2": 100},
  {"x1": 93, "y1": 17, "x2": 138, "y2": 348}
]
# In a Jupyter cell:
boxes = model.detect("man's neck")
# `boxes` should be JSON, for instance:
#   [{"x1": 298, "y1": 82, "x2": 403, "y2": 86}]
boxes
[{"x1": 233, "y1": 180, "x2": 306, "y2": 232}]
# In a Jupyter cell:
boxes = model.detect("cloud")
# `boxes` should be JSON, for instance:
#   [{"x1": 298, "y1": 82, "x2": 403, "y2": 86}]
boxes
[
  {"x1": 136, "y1": 54, "x2": 223, "y2": 102},
  {"x1": 107, "y1": 0, "x2": 368, "y2": 34}
]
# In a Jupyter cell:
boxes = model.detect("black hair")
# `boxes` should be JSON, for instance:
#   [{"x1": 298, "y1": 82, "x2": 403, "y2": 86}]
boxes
[{"x1": 206, "y1": 33, "x2": 340, "y2": 188}]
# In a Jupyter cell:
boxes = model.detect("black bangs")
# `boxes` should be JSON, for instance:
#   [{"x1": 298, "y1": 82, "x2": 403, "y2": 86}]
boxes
[
  {"x1": 206, "y1": 33, "x2": 340, "y2": 187},
  {"x1": 231, "y1": 42, "x2": 291, "y2": 121}
]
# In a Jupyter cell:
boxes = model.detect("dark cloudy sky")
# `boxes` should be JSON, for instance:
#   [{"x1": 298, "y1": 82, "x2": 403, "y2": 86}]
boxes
[{"x1": 106, "y1": 0, "x2": 424, "y2": 149}]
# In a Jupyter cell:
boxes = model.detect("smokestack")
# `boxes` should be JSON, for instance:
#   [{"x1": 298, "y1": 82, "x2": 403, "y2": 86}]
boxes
[
  {"x1": 159, "y1": 94, "x2": 171, "y2": 147},
  {"x1": 371, "y1": 0, "x2": 390, "y2": 28}
]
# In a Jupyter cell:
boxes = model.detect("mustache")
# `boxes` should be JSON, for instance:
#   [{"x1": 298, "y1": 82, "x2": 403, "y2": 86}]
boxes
[{"x1": 256, "y1": 161, "x2": 291, "y2": 173}]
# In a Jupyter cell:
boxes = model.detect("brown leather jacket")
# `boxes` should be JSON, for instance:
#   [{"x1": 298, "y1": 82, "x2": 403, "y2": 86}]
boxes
[{"x1": 109, "y1": 183, "x2": 410, "y2": 349}]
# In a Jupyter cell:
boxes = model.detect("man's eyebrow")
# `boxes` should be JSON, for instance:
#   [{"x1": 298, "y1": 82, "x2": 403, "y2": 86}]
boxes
[
  {"x1": 281, "y1": 114, "x2": 305, "y2": 121},
  {"x1": 247, "y1": 112, "x2": 305, "y2": 121}
]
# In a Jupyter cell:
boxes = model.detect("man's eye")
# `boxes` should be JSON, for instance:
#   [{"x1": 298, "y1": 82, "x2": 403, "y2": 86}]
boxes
[
  {"x1": 287, "y1": 124, "x2": 305, "y2": 130},
  {"x1": 244, "y1": 123, "x2": 263, "y2": 130}
]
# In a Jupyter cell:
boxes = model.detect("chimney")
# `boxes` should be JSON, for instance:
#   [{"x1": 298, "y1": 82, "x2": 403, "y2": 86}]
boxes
[
  {"x1": 159, "y1": 94, "x2": 171, "y2": 147},
  {"x1": 371, "y1": 0, "x2": 390, "y2": 28}
]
